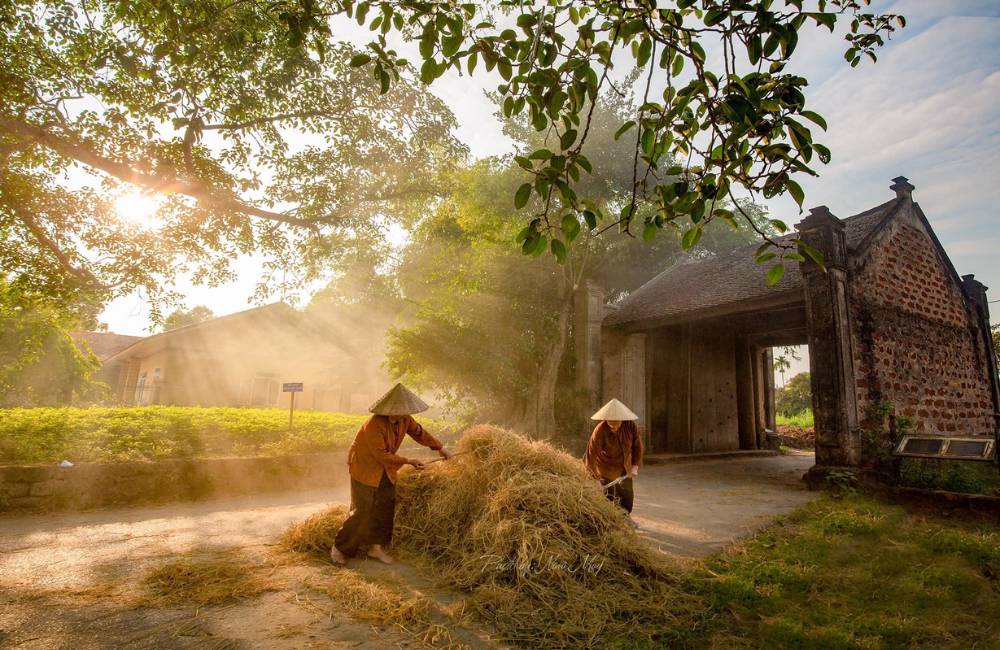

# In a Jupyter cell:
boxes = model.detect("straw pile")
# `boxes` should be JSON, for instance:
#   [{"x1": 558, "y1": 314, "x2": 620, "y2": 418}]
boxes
[{"x1": 283, "y1": 425, "x2": 703, "y2": 647}]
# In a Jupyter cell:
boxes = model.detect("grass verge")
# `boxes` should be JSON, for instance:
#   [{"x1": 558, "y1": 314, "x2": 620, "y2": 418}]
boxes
[{"x1": 690, "y1": 493, "x2": 1000, "y2": 649}]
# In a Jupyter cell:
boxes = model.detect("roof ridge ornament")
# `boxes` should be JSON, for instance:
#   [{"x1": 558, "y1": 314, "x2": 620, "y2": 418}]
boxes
[{"x1": 890, "y1": 176, "x2": 915, "y2": 200}]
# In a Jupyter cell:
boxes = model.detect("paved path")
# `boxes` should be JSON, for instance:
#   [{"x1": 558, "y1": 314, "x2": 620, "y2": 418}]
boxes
[
  {"x1": 632, "y1": 452, "x2": 817, "y2": 557},
  {"x1": 0, "y1": 453, "x2": 816, "y2": 590},
  {"x1": 0, "y1": 453, "x2": 817, "y2": 648}
]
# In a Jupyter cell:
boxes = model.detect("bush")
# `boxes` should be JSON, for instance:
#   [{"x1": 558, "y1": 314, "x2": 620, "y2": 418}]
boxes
[
  {"x1": 898, "y1": 458, "x2": 1000, "y2": 496},
  {"x1": 0, "y1": 406, "x2": 455, "y2": 464},
  {"x1": 775, "y1": 372, "x2": 811, "y2": 417},
  {"x1": 776, "y1": 409, "x2": 814, "y2": 429}
]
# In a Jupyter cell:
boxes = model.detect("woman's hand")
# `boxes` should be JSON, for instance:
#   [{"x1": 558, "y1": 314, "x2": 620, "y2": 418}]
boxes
[
  {"x1": 408, "y1": 458, "x2": 427, "y2": 470},
  {"x1": 629, "y1": 465, "x2": 639, "y2": 478},
  {"x1": 438, "y1": 446, "x2": 453, "y2": 460}
]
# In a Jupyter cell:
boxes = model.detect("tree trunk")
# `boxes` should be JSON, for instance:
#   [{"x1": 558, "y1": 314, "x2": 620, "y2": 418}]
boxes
[{"x1": 528, "y1": 287, "x2": 573, "y2": 438}]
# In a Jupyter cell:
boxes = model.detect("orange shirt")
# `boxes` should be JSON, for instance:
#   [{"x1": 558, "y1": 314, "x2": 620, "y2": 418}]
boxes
[
  {"x1": 347, "y1": 414, "x2": 443, "y2": 487},
  {"x1": 583, "y1": 420, "x2": 643, "y2": 481}
]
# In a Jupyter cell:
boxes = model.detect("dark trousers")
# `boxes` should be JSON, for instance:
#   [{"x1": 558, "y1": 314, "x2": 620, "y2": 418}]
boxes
[
  {"x1": 602, "y1": 476, "x2": 634, "y2": 513},
  {"x1": 334, "y1": 472, "x2": 396, "y2": 557}
]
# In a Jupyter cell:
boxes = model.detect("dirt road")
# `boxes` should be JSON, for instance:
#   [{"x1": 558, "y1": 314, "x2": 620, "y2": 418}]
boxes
[{"x1": 0, "y1": 454, "x2": 816, "y2": 648}]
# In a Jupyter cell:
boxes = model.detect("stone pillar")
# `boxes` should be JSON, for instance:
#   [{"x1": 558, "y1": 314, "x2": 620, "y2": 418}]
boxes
[
  {"x1": 961, "y1": 274, "x2": 1000, "y2": 437},
  {"x1": 574, "y1": 281, "x2": 605, "y2": 410},
  {"x1": 763, "y1": 348, "x2": 777, "y2": 433},
  {"x1": 797, "y1": 206, "x2": 860, "y2": 466}
]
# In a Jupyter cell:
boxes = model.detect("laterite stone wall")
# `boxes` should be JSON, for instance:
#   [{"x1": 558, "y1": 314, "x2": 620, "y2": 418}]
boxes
[{"x1": 851, "y1": 216, "x2": 995, "y2": 435}]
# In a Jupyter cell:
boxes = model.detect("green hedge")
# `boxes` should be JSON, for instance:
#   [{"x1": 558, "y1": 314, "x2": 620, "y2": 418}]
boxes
[{"x1": 0, "y1": 407, "x2": 455, "y2": 464}]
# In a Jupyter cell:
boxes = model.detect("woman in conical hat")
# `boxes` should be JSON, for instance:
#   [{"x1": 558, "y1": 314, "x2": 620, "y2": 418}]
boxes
[
  {"x1": 330, "y1": 383, "x2": 452, "y2": 565},
  {"x1": 583, "y1": 398, "x2": 643, "y2": 514}
]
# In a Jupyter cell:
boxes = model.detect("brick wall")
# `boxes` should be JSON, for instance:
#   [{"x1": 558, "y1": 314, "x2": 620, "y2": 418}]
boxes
[{"x1": 851, "y1": 219, "x2": 994, "y2": 435}]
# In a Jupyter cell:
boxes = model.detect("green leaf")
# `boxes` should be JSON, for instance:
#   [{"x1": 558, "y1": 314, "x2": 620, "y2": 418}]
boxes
[
  {"x1": 561, "y1": 213, "x2": 581, "y2": 241},
  {"x1": 641, "y1": 128, "x2": 655, "y2": 156},
  {"x1": 636, "y1": 37, "x2": 652, "y2": 67},
  {"x1": 582, "y1": 210, "x2": 597, "y2": 229},
  {"x1": 770, "y1": 219, "x2": 789, "y2": 233},
  {"x1": 767, "y1": 263, "x2": 785, "y2": 286},
  {"x1": 614, "y1": 120, "x2": 636, "y2": 140},
  {"x1": 560, "y1": 129, "x2": 577, "y2": 150},
  {"x1": 514, "y1": 183, "x2": 532, "y2": 209},
  {"x1": 576, "y1": 155, "x2": 593, "y2": 174},
  {"x1": 800, "y1": 241, "x2": 826, "y2": 268},
  {"x1": 551, "y1": 238, "x2": 567, "y2": 264},
  {"x1": 671, "y1": 54, "x2": 684, "y2": 77},
  {"x1": 800, "y1": 110, "x2": 828, "y2": 130},
  {"x1": 643, "y1": 222, "x2": 657, "y2": 241},
  {"x1": 681, "y1": 225, "x2": 702, "y2": 250},
  {"x1": 441, "y1": 33, "x2": 462, "y2": 57},
  {"x1": 420, "y1": 58, "x2": 437, "y2": 84},
  {"x1": 786, "y1": 179, "x2": 804, "y2": 208}
]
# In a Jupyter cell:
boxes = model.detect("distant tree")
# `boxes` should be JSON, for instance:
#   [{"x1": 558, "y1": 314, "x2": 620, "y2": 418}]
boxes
[
  {"x1": 0, "y1": 278, "x2": 104, "y2": 406},
  {"x1": 774, "y1": 345, "x2": 801, "y2": 386},
  {"x1": 775, "y1": 372, "x2": 812, "y2": 418},
  {"x1": 162, "y1": 305, "x2": 215, "y2": 331}
]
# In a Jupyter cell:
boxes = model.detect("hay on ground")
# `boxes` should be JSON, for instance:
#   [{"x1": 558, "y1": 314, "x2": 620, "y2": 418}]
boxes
[
  {"x1": 281, "y1": 504, "x2": 350, "y2": 555},
  {"x1": 140, "y1": 551, "x2": 272, "y2": 607},
  {"x1": 284, "y1": 425, "x2": 704, "y2": 648}
]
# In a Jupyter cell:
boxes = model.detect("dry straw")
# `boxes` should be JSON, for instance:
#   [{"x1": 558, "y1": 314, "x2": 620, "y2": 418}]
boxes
[
  {"x1": 140, "y1": 551, "x2": 272, "y2": 607},
  {"x1": 283, "y1": 425, "x2": 704, "y2": 648}
]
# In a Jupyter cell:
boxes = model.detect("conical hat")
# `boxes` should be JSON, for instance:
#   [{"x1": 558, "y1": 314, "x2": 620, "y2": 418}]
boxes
[
  {"x1": 369, "y1": 383, "x2": 429, "y2": 415},
  {"x1": 591, "y1": 398, "x2": 638, "y2": 421}
]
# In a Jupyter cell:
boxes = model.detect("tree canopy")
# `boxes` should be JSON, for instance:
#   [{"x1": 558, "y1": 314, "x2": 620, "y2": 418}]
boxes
[
  {"x1": 342, "y1": 0, "x2": 902, "y2": 279},
  {"x1": 776, "y1": 371, "x2": 812, "y2": 417},
  {"x1": 161, "y1": 305, "x2": 215, "y2": 331},
  {"x1": 1, "y1": 0, "x2": 465, "y2": 321}
]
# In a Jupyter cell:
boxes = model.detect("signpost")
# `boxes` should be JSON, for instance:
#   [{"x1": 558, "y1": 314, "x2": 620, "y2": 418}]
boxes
[{"x1": 283, "y1": 382, "x2": 303, "y2": 428}]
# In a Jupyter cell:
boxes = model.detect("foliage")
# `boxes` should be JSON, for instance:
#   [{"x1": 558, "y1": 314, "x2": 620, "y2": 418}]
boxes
[
  {"x1": 162, "y1": 305, "x2": 215, "y2": 331},
  {"x1": 697, "y1": 494, "x2": 1000, "y2": 649},
  {"x1": 344, "y1": 0, "x2": 902, "y2": 274},
  {"x1": 898, "y1": 459, "x2": 1000, "y2": 496},
  {"x1": 774, "y1": 371, "x2": 811, "y2": 417},
  {"x1": 1, "y1": 0, "x2": 465, "y2": 325},
  {"x1": 773, "y1": 344, "x2": 800, "y2": 385},
  {"x1": 0, "y1": 406, "x2": 454, "y2": 463},
  {"x1": 776, "y1": 409, "x2": 813, "y2": 429},
  {"x1": 0, "y1": 278, "x2": 105, "y2": 406},
  {"x1": 387, "y1": 92, "x2": 768, "y2": 432}
]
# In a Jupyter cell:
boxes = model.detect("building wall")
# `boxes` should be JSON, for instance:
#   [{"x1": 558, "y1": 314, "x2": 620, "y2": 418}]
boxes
[
  {"x1": 106, "y1": 308, "x2": 389, "y2": 412},
  {"x1": 850, "y1": 209, "x2": 995, "y2": 435}
]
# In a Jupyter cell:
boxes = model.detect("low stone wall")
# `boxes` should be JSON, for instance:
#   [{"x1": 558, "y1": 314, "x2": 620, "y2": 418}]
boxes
[{"x1": 0, "y1": 452, "x2": 349, "y2": 513}]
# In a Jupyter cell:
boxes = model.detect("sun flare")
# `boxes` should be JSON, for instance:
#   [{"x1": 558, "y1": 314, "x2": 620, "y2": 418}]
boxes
[{"x1": 114, "y1": 191, "x2": 162, "y2": 228}]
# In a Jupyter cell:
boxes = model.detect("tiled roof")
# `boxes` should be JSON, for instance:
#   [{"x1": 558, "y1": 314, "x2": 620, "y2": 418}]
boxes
[
  {"x1": 71, "y1": 331, "x2": 144, "y2": 360},
  {"x1": 605, "y1": 198, "x2": 901, "y2": 327}
]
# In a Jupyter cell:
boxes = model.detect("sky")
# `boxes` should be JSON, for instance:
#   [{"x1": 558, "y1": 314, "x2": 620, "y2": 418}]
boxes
[{"x1": 100, "y1": 0, "x2": 1000, "y2": 354}]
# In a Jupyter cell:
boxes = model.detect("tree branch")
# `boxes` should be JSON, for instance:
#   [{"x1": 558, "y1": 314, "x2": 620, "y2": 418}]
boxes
[
  {"x1": 10, "y1": 203, "x2": 104, "y2": 288},
  {"x1": 0, "y1": 118, "x2": 318, "y2": 229}
]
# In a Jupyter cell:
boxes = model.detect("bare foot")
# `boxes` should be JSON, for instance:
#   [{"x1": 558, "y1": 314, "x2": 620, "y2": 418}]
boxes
[
  {"x1": 367, "y1": 545, "x2": 395, "y2": 565},
  {"x1": 329, "y1": 546, "x2": 346, "y2": 565}
]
